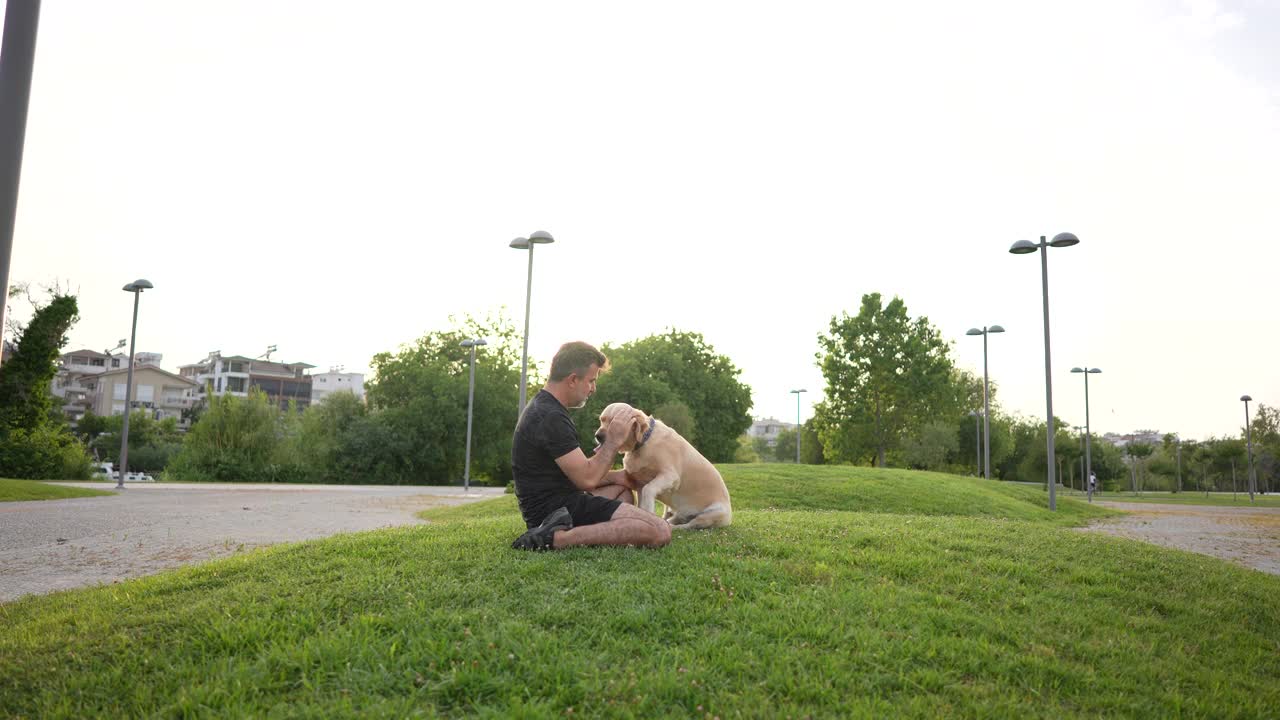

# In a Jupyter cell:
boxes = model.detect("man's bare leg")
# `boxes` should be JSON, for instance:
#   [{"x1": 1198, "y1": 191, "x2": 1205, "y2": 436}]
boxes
[
  {"x1": 552, "y1": 503, "x2": 670, "y2": 549},
  {"x1": 589, "y1": 483, "x2": 634, "y2": 505}
]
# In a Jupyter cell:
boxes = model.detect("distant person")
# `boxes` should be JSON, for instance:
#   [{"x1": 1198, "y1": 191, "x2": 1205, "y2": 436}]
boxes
[
  {"x1": 1089, "y1": 471, "x2": 1098, "y2": 495},
  {"x1": 509, "y1": 341, "x2": 671, "y2": 551}
]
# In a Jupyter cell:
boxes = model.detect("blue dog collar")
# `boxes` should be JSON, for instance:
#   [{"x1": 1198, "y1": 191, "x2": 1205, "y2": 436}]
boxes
[{"x1": 636, "y1": 417, "x2": 657, "y2": 449}]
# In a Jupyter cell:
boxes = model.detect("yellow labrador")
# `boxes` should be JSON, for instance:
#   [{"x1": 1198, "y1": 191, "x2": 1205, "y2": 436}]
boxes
[{"x1": 595, "y1": 402, "x2": 732, "y2": 530}]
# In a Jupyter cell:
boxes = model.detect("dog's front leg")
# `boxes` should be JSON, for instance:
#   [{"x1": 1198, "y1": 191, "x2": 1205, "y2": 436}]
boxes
[{"x1": 637, "y1": 472, "x2": 676, "y2": 516}]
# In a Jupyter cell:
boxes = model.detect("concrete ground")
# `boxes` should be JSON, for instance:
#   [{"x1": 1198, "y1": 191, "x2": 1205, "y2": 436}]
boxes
[
  {"x1": 0, "y1": 482, "x2": 505, "y2": 603},
  {"x1": 1081, "y1": 500, "x2": 1280, "y2": 575}
]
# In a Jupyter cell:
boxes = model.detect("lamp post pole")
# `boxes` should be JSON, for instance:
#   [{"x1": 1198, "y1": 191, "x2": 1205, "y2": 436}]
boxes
[
  {"x1": 789, "y1": 389, "x2": 806, "y2": 463},
  {"x1": 510, "y1": 231, "x2": 554, "y2": 417},
  {"x1": 1071, "y1": 366, "x2": 1101, "y2": 502},
  {"x1": 1242, "y1": 395, "x2": 1256, "y2": 502},
  {"x1": 0, "y1": 0, "x2": 42, "y2": 368},
  {"x1": 461, "y1": 339, "x2": 487, "y2": 493},
  {"x1": 1009, "y1": 233, "x2": 1079, "y2": 510},
  {"x1": 116, "y1": 280, "x2": 153, "y2": 489},
  {"x1": 966, "y1": 325, "x2": 1004, "y2": 479}
]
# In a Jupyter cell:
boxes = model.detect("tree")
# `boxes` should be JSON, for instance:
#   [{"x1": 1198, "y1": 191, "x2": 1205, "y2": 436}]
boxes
[
  {"x1": 363, "y1": 312, "x2": 524, "y2": 484},
  {"x1": 578, "y1": 330, "x2": 753, "y2": 463},
  {"x1": 1125, "y1": 442, "x2": 1155, "y2": 493},
  {"x1": 773, "y1": 428, "x2": 797, "y2": 463},
  {"x1": 0, "y1": 292, "x2": 91, "y2": 479},
  {"x1": 903, "y1": 419, "x2": 960, "y2": 471},
  {"x1": 815, "y1": 293, "x2": 958, "y2": 467},
  {"x1": 166, "y1": 388, "x2": 296, "y2": 482}
]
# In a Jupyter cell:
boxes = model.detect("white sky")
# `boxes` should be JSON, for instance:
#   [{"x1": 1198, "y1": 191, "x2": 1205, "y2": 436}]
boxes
[{"x1": 4, "y1": 0, "x2": 1277, "y2": 442}]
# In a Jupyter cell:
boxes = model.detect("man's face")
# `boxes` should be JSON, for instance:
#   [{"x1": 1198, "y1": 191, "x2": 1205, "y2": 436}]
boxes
[{"x1": 567, "y1": 365, "x2": 602, "y2": 409}]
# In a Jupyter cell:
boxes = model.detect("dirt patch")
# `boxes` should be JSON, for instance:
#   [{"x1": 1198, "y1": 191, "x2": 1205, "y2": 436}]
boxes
[{"x1": 1079, "y1": 501, "x2": 1280, "y2": 575}]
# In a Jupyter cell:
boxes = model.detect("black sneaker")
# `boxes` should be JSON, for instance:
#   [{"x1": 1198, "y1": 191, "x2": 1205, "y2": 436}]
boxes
[{"x1": 512, "y1": 506, "x2": 573, "y2": 551}]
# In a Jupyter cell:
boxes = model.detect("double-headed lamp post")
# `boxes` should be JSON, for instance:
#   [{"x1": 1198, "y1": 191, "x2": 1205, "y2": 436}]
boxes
[
  {"x1": 789, "y1": 389, "x2": 806, "y2": 463},
  {"x1": 116, "y1": 279, "x2": 153, "y2": 489},
  {"x1": 460, "y1": 339, "x2": 487, "y2": 493},
  {"x1": 510, "y1": 231, "x2": 554, "y2": 417},
  {"x1": 965, "y1": 324, "x2": 1004, "y2": 479},
  {"x1": 1242, "y1": 394, "x2": 1256, "y2": 502},
  {"x1": 1070, "y1": 366, "x2": 1101, "y2": 502},
  {"x1": 1010, "y1": 232, "x2": 1079, "y2": 511}
]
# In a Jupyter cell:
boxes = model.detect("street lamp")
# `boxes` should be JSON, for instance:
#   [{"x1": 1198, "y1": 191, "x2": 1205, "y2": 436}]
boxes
[
  {"x1": 116, "y1": 279, "x2": 153, "y2": 490},
  {"x1": 968, "y1": 410, "x2": 982, "y2": 476},
  {"x1": 789, "y1": 389, "x2": 807, "y2": 463},
  {"x1": 1070, "y1": 366, "x2": 1101, "y2": 502},
  {"x1": 1072, "y1": 425, "x2": 1085, "y2": 494},
  {"x1": 461, "y1": 339, "x2": 487, "y2": 493},
  {"x1": 1009, "y1": 232, "x2": 1079, "y2": 510},
  {"x1": 1242, "y1": 394, "x2": 1256, "y2": 502},
  {"x1": 965, "y1": 324, "x2": 1004, "y2": 479},
  {"x1": 510, "y1": 231, "x2": 554, "y2": 417}
]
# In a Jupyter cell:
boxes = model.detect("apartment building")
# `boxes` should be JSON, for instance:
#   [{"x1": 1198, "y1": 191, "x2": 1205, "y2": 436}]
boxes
[
  {"x1": 92, "y1": 365, "x2": 198, "y2": 422},
  {"x1": 179, "y1": 351, "x2": 316, "y2": 411},
  {"x1": 747, "y1": 417, "x2": 796, "y2": 448},
  {"x1": 51, "y1": 349, "x2": 132, "y2": 423},
  {"x1": 310, "y1": 369, "x2": 366, "y2": 405}
]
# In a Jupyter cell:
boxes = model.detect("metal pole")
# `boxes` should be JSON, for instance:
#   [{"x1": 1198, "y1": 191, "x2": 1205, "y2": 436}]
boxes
[
  {"x1": 1176, "y1": 439, "x2": 1182, "y2": 494},
  {"x1": 1245, "y1": 399, "x2": 1255, "y2": 502},
  {"x1": 1084, "y1": 368, "x2": 1093, "y2": 502},
  {"x1": 1232, "y1": 458, "x2": 1237, "y2": 502},
  {"x1": 518, "y1": 244, "x2": 534, "y2": 417},
  {"x1": 464, "y1": 343, "x2": 477, "y2": 493},
  {"x1": 0, "y1": 0, "x2": 43, "y2": 368},
  {"x1": 116, "y1": 290, "x2": 141, "y2": 490},
  {"x1": 1038, "y1": 237, "x2": 1057, "y2": 510},
  {"x1": 982, "y1": 329, "x2": 991, "y2": 480}
]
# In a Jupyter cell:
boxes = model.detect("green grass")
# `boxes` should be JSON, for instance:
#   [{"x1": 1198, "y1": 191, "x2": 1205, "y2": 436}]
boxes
[
  {"x1": 0, "y1": 478, "x2": 115, "y2": 502},
  {"x1": 1092, "y1": 491, "x2": 1280, "y2": 507},
  {"x1": 2, "y1": 465, "x2": 1277, "y2": 718}
]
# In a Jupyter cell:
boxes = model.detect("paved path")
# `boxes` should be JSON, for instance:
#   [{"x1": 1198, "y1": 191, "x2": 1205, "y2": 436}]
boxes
[
  {"x1": 0, "y1": 482, "x2": 504, "y2": 603},
  {"x1": 1080, "y1": 501, "x2": 1280, "y2": 575}
]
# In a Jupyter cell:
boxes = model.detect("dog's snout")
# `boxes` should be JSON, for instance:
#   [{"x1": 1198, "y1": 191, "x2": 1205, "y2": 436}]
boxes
[{"x1": 594, "y1": 431, "x2": 605, "y2": 444}]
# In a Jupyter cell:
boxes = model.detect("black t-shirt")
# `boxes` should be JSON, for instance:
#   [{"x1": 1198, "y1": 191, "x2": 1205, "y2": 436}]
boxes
[{"x1": 512, "y1": 389, "x2": 583, "y2": 527}]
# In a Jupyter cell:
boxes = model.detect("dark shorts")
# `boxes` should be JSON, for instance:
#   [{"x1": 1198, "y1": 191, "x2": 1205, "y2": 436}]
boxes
[{"x1": 529, "y1": 492, "x2": 621, "y2": 529}]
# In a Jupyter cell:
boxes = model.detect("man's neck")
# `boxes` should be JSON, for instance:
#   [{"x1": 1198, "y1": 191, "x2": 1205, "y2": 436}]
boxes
[{"x1": 543, "y1": 382, "x2": 574, "y2": 409}]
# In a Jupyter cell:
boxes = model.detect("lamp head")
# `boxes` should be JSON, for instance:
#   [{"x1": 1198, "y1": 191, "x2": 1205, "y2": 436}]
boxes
[
  {"x1": 528, "y1": 230, "x2": 555, "y2": 244},
  {"x1": 1241, "y1": 394, "x2": 1253, "y2": 402},
  {"x1": 1049, "y1": 232, "x2": 1080, "y2": 248},
  {"x1": 1088, "y1": 368, "x2": 1102, "y2": 374},
  {"x1": 1071, "y1": 367, "x2": 1084, "y2": 373},
  {"x1": 988, "y1": 325, "x2": 1005, "y2": 333},
  {"x1": 460, "y1": 339, "x2": 488, "y2": 348},
  {"x1": 122, "y1": 279, "x2": 154, "y2": 292},
  {"x1": 790, "y1": 388, "x2": 807, "y2": 394},
  {"x1": 966, "y1": 328, "x2": 983, "y2": 336},
  {"x1": 1009, "y1": 239, "x2": 1038, "y2": 255},
  {"x1": 509, "y1": 237, "x2": 530, "y2": 249}
]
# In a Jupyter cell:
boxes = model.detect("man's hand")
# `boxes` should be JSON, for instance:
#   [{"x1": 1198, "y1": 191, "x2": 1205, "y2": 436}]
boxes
[{"x1": 604, "y1": 412, "x2": 633, "y2": 448}]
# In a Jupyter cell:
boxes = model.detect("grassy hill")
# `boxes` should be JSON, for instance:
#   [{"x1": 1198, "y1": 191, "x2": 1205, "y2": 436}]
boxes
[
  {"x1": 2, "y1": 465, "x2": 1277, "y2": 718},
  {"x1": 0, "y1": 478, "x2": 115, "y2": 503}
]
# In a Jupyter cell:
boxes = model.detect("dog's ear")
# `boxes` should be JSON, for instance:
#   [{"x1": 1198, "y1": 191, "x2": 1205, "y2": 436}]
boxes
[{"x1": 632, "y1": 410, "x2": 648, "y2": 445}]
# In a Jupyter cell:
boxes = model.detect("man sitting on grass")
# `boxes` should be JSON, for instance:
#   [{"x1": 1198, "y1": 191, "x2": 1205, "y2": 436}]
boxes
[{"x1": 510, "y1": 341, "x2": 671, "y2": 551}]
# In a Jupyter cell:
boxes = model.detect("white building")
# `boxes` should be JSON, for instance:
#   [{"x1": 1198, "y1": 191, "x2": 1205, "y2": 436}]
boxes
[
  {"x1": 178, "y1": 351, "x2": 316, "y2": 411},
  {"x1": 747, "y1": 417, "x2": 796, "y2": 447},
  {"x1": 310, "y1": 370, "x2": 366, "y2": 405},
  {"x1": 52, "y1": 348, "x2": 159, "y2": 423}
]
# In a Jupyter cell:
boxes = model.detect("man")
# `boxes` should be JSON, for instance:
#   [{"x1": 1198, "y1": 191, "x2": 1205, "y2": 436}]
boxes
[{"x1": 510, "y1": 341, "x2": 672, "y2": 551}]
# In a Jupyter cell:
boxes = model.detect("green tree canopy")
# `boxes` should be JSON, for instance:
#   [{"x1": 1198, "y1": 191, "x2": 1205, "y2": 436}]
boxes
[
  {"x1": 814, "y1": 293, "x2": 960, "y2": 467},
  {"x1": 577, "y1": 330, "x2": 753, "y2": 463}
]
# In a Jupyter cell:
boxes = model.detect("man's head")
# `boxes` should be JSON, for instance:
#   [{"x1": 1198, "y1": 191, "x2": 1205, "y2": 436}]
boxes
[{"x1": 547, "y1": 341, "x2": 609, "y2": 409}]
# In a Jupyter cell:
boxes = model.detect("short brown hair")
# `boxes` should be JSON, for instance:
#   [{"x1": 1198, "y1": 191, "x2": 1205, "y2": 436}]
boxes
[{"x1": 549, "y1": 341, "x2": 608, "y2": 382}]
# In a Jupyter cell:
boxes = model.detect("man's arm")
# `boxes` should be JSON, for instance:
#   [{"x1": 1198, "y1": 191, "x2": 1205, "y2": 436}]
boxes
[
  {"x1": 555, "y1": 443, "x2": 622, "y2": 491},
  {"x1": 553, "y1": 412, "x2": 634, "y2": 491}
]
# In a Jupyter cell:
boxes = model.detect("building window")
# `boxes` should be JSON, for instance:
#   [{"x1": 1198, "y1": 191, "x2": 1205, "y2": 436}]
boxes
[
  {"x1": 113, "y1": 383, "x2": 127, "y2": 401},
  {"x1": 137, "y1": 384, "x2": 154, "y2": 403},
  {"x1": 226, "y1": 377, "x2": 246, "y2": 393},
  {"x1": 216, "y1": 378, "x2": 222, "y2": 392},
  {"x1": 90, "y1": 358, "x2": 105, "y2": 367}
]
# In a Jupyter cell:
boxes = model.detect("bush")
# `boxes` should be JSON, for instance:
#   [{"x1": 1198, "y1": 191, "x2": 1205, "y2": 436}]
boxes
[
  {"x1": 125, "y1": 442, "x2": 184, "y2": 474},
  {"x1": 0, "y1": 425, "x2": 92, "y2": 480}
]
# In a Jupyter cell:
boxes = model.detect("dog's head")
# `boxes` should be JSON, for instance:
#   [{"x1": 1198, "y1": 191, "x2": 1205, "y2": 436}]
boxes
[{"x1": 595, "y1": 402, "x2": 651, "y2": 452}]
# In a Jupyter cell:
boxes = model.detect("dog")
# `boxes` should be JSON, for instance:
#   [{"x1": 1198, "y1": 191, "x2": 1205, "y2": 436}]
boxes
[{"x1": 595, "y1": 402, "x2": 732, "y2": 530}]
